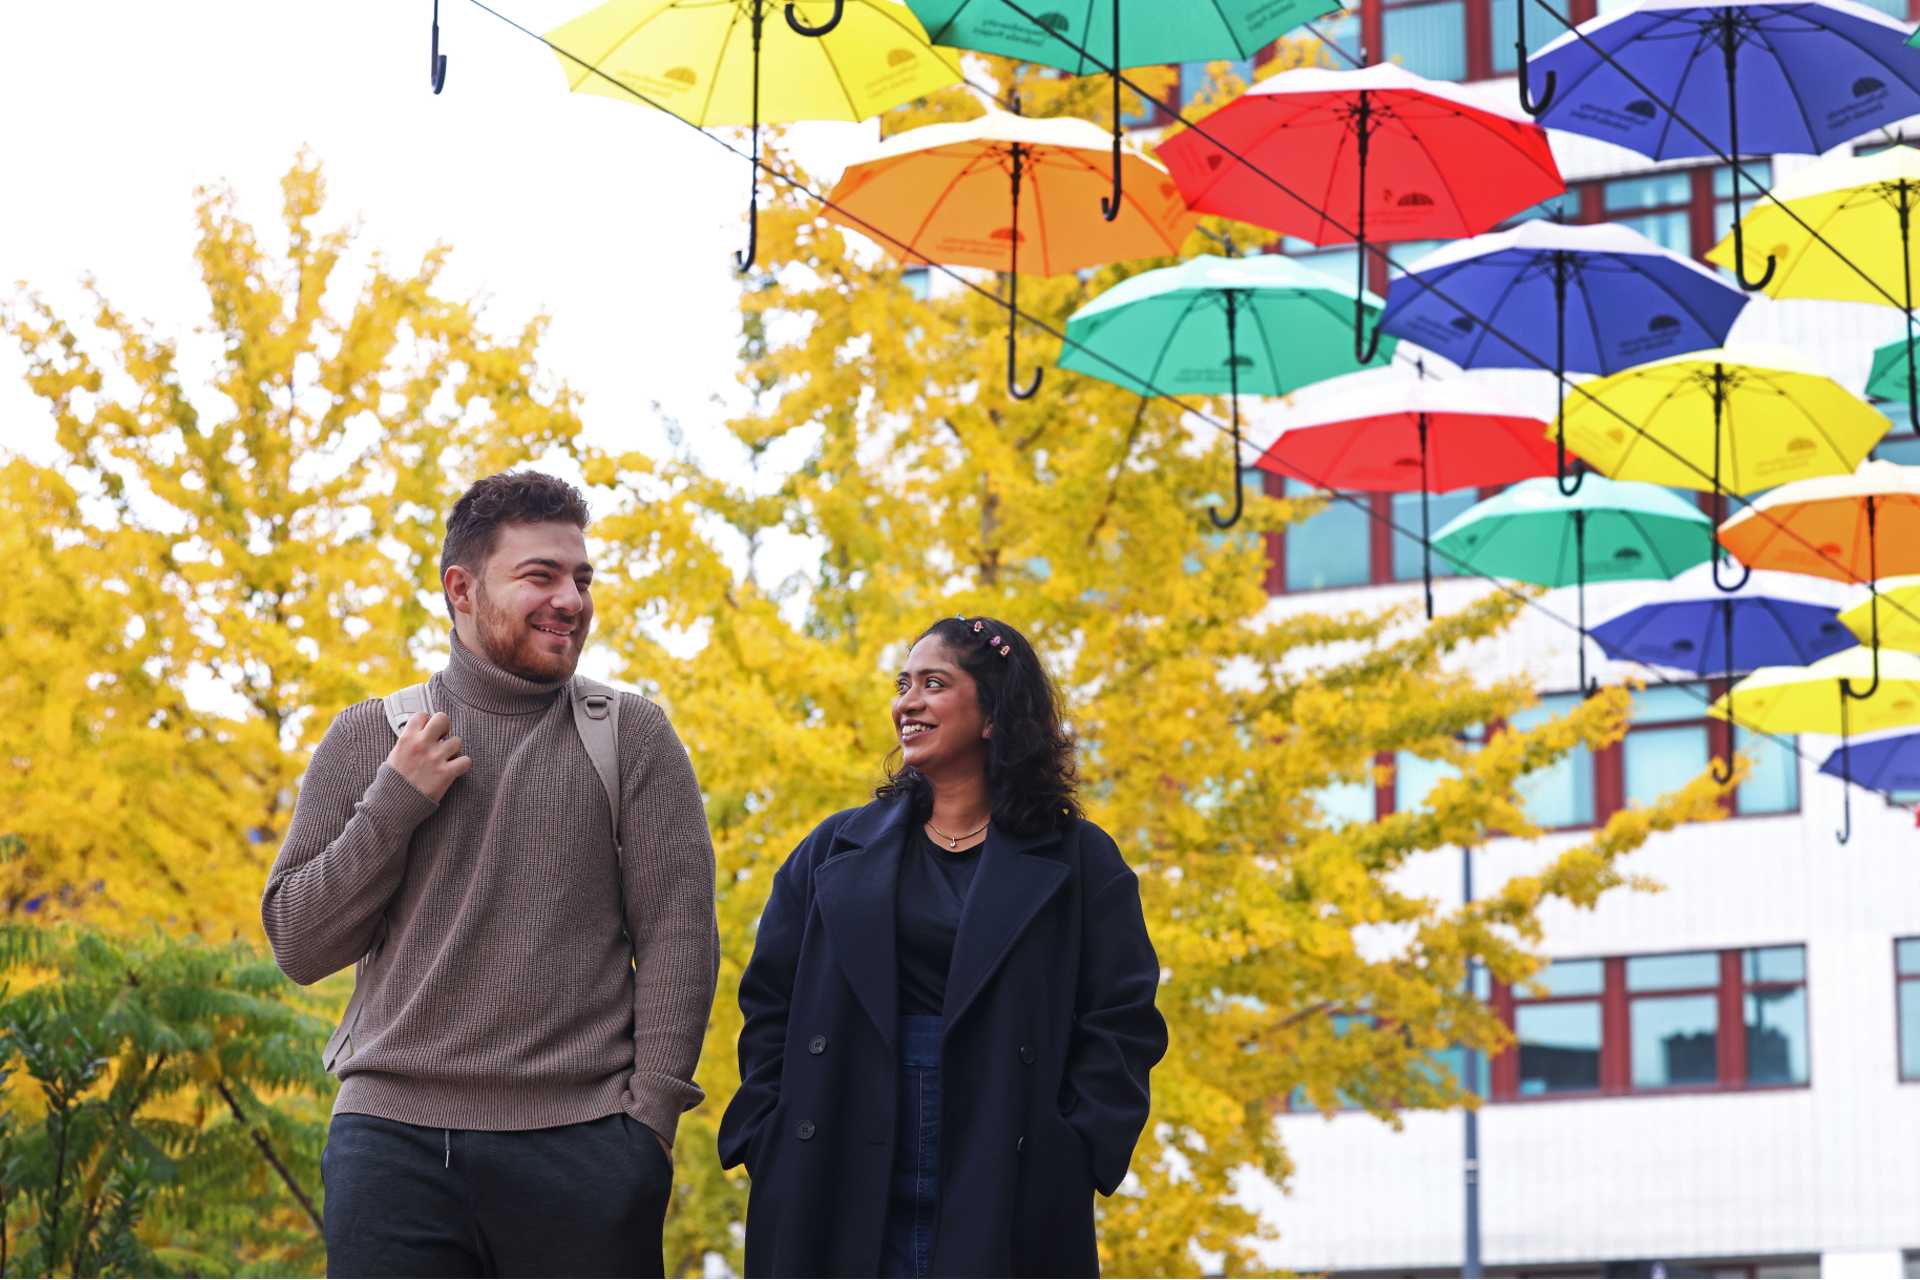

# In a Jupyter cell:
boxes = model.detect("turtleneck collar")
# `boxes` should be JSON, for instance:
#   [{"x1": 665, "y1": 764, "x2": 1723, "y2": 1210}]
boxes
[{"x1": 439, "y1": 629, "x2": 569, "y2": 716}]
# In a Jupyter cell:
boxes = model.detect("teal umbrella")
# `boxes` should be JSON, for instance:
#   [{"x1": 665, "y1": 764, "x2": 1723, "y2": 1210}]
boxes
[
  {"x1": 1433, "y1": 476, "x2": 1714, "y2": 691},
  {"x1": 906, "y1": 0, "x2": 1339, "y2": 216},
  {"x1": 1061, "y1": 252, "x2": 1396, "y2": 529},
  {"x1": 1868, "y1": 334, "x2": 1919, "y2": 408}
]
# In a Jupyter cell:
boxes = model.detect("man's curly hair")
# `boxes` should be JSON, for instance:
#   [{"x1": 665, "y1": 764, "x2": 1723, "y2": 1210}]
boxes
[
  {"x1": 439, "y1": 471, "x2": 591, "y2": 620},
  {"x1": 877, "y1": 616, "x2": 1082, "y2": 836}
]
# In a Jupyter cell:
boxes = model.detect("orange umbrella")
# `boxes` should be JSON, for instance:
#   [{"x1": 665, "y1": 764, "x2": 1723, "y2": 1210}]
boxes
[{"x1": 824, "y1": 105, "x2": 1196, "y2": 397}]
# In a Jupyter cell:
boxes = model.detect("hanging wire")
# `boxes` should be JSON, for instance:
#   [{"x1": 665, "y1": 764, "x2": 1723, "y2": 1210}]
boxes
[{"x1": 458, "y1": 0, "x2": 1911, "y2": 814}]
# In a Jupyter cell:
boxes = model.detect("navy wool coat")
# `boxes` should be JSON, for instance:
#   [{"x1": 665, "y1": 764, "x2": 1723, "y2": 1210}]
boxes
[{"x1": 716, "y1": 795, "x2": 1167, "y2": 1278}]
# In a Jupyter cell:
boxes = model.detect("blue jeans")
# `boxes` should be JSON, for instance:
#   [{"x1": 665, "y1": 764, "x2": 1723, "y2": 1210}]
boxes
[{"x1": 879, "y1": 1016, "x2": 942, "y2": 1279}]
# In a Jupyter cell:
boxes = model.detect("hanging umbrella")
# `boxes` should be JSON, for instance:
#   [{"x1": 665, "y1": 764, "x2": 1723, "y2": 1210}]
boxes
[
  {"x1": 905, "y1": 0, "x2": 1340, "y2": 218},
  {"x1": 547, "y1": 0, "x2": 964, "y2": 271},
  {"x1": 1710, "y1": 646, "x2": 1920, "y2": 841},
  {"x1": 1556, "y1": 347, "x2": 1888, "y2": 593},
  {"x1": 1590, "y1": 564, "x2": 1856, "y2": 777},
  {"x1": 1253, "y1": 365, "x2": 1555, "y2": 617},
  {"x1": 1060, "y1": 252, "x2": 1396, "y2": 527},
  {"x1": 1817, "y1": 729, "x2": 1920, "y2": 796},
  {"x1": 1526, "y1": 0, "x2": 1920, "y2": 291},
  {"x1": 1380, "y1": 221, "x2": 1749, "y2": 495},
  {"x1": 1719, "y1": 460, "x2": 1920, "y2": 704},
  {"x1": 1155, "y1": 63, "x2": 1565, "y2": 361},
  {"x1": 1839, "y1": 576, "x2": 1920, "y2": 653},
  {"x1": 823, "y1": 106, "x2": 1197, "y2": 398},
  {"x1": 1868, "y1": 334, "x2": 1920, "y2": 407},
  {"x1": 1432, "y1": 475, "x2": 1713, "y2": 691},
  {"x1": 1706, "y1": 146, "x2": 1920, "y2": 431}
]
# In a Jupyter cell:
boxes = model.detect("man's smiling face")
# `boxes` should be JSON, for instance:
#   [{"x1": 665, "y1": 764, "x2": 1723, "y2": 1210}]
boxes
[{"x1": 460, "y1": 520, "x2": 594, "y2": 683}]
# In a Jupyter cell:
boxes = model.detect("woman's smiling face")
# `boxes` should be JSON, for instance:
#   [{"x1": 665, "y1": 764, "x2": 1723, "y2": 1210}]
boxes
[{"x1": 893, "y1": 636, "x2": 991, "y2": 778}]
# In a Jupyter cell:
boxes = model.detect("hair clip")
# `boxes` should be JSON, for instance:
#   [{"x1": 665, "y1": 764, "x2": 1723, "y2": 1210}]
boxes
[
  {"x1": 971, "y1": 619, "x2": 984, "y2": 633},
  {"x1": 998, "y1": 644, "x2": 1011, "y2": 657},
  {"x1": 990, "y1": 634, "x2": 1002, "y2": 646}
]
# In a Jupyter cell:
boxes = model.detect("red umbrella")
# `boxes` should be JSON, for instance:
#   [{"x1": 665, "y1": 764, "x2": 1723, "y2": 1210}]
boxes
[
  {"x1": 1157, "y1": 63, "x2": 1564, "y2": 361},
  {"x1": 1253, "y1": 364, "x2": 1556, "y2": 616}
]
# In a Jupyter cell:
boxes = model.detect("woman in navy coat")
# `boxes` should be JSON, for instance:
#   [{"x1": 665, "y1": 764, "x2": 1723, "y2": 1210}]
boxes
[{"x1": 717, "y1": 615, "x2": 1167, "y2": 1278}]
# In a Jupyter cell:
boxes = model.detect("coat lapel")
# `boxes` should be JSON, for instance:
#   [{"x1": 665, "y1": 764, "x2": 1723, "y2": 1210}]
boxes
[
  {"x1": 941, "y1": 824, "x2": 1069, "y2": 1035},
  {"x1": 813, "y1": 797, "x2": 910, "y2": 1049}
]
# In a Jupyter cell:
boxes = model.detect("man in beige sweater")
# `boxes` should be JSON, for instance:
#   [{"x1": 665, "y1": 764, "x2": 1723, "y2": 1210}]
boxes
[{"x1": 263, "y1": 471, "x2": 718, "y2": 1278}]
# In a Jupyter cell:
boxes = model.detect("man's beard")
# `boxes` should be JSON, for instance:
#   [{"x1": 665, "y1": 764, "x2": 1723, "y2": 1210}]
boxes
[{"x1": 473, "y1": 582, "x2": 585, "y2": 683}]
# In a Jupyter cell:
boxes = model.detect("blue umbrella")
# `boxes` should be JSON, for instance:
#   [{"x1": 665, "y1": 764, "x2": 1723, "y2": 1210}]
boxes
[
  {"x1": 1525, "y1": 0, "x2": 1920, "y2": 289},
  {"x1": 1381, "y1": 221, "x2": 1749, "y2": 494},
  {"x1": 1818, "y1": 730, "x2": 1920, "y2": 795},
  {"x1": 1591, "y1": 562, "x2": 1857, "y2": 777}
]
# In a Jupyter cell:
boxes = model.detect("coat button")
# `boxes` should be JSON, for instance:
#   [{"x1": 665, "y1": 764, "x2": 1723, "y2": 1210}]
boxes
[
  {"x1": 808, "y1": 1034, "x2": 828, "y2": 1055},
  {"x1": 1019, "y1": 1044, "x2": 1036, "y2": 1064},
  {"x1": 797, "y1": 1121, "x2": 816, "y2": 1141}
]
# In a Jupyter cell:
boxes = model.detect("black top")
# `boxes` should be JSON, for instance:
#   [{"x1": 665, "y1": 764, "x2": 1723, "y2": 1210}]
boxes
[{"x1": 895, "y1": 825, "x2": 984, "y2": 1016}]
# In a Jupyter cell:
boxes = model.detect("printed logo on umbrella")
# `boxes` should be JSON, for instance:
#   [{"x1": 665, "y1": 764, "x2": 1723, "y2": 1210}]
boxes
[{"x1": 1831, "y1": 78, "x2": 1890, "y2": 131}]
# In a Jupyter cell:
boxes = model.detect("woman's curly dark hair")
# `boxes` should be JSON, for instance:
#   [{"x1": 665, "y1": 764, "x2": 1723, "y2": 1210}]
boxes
[{"x1": 876, "y1": 616, "x2": 1082, "y2": 835}]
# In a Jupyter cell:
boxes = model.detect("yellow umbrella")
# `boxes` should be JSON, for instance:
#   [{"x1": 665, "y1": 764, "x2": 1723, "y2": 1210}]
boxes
[
  {"x1": 823, "y1": 107, "x2": 1197, "y2": 397},
  {"x1": 1557, "y1": 345, "x2": 1888, "y2": 591},
  {"x1": 1709, "y1": 646, "x2": 1920, "y2": 842},
  {"x1": 1705, "y1": 146, "x2": 1920, "y2": 424},
  {"x1": 547, "y1": 0, "x2": 964, "y2": 269},
  {"x1": 1839, "y1": 576, "x2": 1920, "y2": 653}
]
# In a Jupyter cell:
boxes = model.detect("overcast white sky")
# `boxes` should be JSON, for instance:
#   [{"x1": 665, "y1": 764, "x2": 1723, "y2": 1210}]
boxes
[{"x1": 0, "y1": 1, "x2": 884, "y2": 471}]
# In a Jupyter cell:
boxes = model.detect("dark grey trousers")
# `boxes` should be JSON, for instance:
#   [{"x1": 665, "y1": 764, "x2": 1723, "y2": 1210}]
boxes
[{"x1": 321, "y1": 1111, "x2": 671, "y2": 1278}]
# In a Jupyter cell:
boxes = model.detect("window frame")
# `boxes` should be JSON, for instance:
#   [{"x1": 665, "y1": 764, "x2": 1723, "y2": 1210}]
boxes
[
  {"x1": 1489, "y1": 945, "x2": 1811, "y2": 1103},
  {"x1": 1897, "y1": 937, "x2": 1920, "y2": 1084}
]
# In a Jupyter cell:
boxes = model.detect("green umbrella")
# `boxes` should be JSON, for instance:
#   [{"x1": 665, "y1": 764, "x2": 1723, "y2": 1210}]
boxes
[
  {"x1": 1433, "y1": 475, "x2": 1714, "y2": 692},
  {"x1": 1061, "y1": 252, "x2": 1395, "y2": 528},
  {"x1": 1868, "y1": 334, "x2": 1919, "y2": 407},
  {"x1": 906, "y1": 0, "x2": 1340, "y2": 216}
]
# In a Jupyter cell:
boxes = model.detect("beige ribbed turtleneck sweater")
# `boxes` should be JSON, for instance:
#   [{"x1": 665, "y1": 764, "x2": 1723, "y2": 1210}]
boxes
[{"x1": 261, "y1": 633, "x2": 718, "y2": 1142}]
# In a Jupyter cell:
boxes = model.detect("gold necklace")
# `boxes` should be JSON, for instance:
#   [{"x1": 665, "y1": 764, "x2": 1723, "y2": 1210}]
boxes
[{"x1": 925, "y1": 817, "x2": 988, "y2": 850}]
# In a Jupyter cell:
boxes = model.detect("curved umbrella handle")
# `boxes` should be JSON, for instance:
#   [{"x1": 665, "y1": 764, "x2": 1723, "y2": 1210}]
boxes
[
  {"x1": 1732, "y1": 220, "x2": 1778, "y2": 292},
  {"x1": 1208, "y1": 458, "x2": 1245, "y2": 529},
  {"x1": 430, "y1": 0, "x2": 448, "y2": 94},
  {"x1": 1711, "y1": 549, "x2": 1751, "y2": 593},
  {"x1": 1843, "y1": 502, "x2": 1882, "y2": 702},
  {"x1": 785, "y1": 0, "x2": 844, "y2": 36},
  {"x1": 1835, "y1": 688, "x2": 1854, "y2": 845},
  {"x1": 1211, "y1": 292, "x2": 1245, "y2": 529},
  {"x1": 1553, "y1": 414, "x2": 1583, "y2": 496},
  {"x1": 1101, "y1": 2, "x2": 1123, "y2": 222},
  {"x1": 1514, "y1": 0, "x2": 1553, "y2": 115},
  {"x1": 1354, "y1": 290, "x2": 1382, "y2": 364},
  {"x1": 1711, "y1": 600, "x2": 1738, "y2": 784}
]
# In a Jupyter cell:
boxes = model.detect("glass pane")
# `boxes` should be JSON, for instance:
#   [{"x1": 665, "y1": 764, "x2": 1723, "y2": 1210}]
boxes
[
  {"x1": 1625, "y1": 725, "x2": 1710, "y2": 808},
  {"x1": 1394, "y1": 751, "x2": 1460, "y2": 812},
  {"x1": 1508, "y1": 694, "x2": 1596, "y2": 826},
  {"x1": 1742, "y1": 944, "x2": 1806, "y2": 984},
  {"x1": 1491, "y1": 0, "x2": 1569, "y2": 73},
  {"x1": 1745, "y1": 986, "x2": 1809, "y2": 1085},
  {"x1": 1425, "y1": 1045, "x2": 1491, "y2": 1096},
  {"x1": 1713, "y1": 161, "x2": 1775, "y2": 199},
  {"x1": 1851, "y1": 0, "x2": 1904, "y2": 13},
  {"x1": 1631, "y1": 683, "x2": 1709, "y2": 725},
  {"x1": 1179, "y1": 58, "x2": 1253, "y2": 108},
  {"x1": 1307, "y1": 11, "x2": 1364, "y2": 67},
  {"x1": 1615, "y1": 210, "x2": 1692, "y2": 255},
  {"x1": 1392, "y1": 488, "x2": 1476, "y2": 580},
  {"x1": 1386, "y1": 238, "x2": 1448, "y2": 280},
  {"x1": 1529, "y1": 957, "x2": 1605, "y2": 998},
  {"x1": 1898, "y1": 938, "x2": 1920, "y2": 976},
  {"x1": 1283, "y1": 478, "x2": 1372, "y2": 590},
  {"x1": 902, "y1": 266, "x2": 930, "y2": 301},
  {"x1": 1383, "y1": 0, "x2": 1468, "y2": 81},
  {"x1": 1735, "y1": 725, "x2": 1799, "y2": 815},
  {"x1": 1313, "y1": 779, "x2": 1377, "y2": 827},
  {"x1": 1499, "y1": 188, "x2": 1582, "y2": 228},
  {"x1": 1632, "y1": 994, "x2": 1720, "y2": 1088},
  {"x1": 1874, "y1": 432, "x2": 1920, "y2": 465},
  {"x1": 1516, "y1": 1001, "x2": 1602, "y2": 1094},
  {"x1": 1901, "y1": 980, "x2": 1920, "y2": 1080},
  {"x1": 1628, "y1": 951, "x2": 1719, "y2": 991},
  {"x1": 1605, "y1": 172, "x2": 1692, "y2": 212}
]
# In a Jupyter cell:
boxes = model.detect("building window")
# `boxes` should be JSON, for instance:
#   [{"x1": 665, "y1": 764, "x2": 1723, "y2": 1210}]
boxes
[
  {"x1": 1265, "y1": 473, "x2": 1502, "y2": 593},
  {"x1": 902, "y1": 266, "x2": 930, "y2": 301},
  {"x1": 1510, "y1": 693, "x2": 1597, "y2": 828},
  {"x1": 1491, "y1": 945, "x2": 1810, "y2": 1101},
  {"x1": 1897, "y1": 938, "x2": 1920, "y2": 1082},
  {"x1": 1603, "y1": 171, "x2": 1694, "y2": 254},
  {"x1": 1490, "y1": 0, "x2": 1571, "y2": 73},
  {"x1": 1383, "y1": 0, "x2": 1468, "y2": 79},
  {"x1": 1177, "y1": 57, "x2": 1253, "y2": 111},
  {"x1": 1274, "y1": 476, "x2": 1373, "y2": 591}
]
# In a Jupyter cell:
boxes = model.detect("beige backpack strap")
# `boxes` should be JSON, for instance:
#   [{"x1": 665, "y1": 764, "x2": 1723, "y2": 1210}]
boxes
[
  {"x1": 571, "y1": 676, "x2": 632, "y2": 955},
  {"x1": 381, "y1": 683, "x2": 435, "y2": 735}
]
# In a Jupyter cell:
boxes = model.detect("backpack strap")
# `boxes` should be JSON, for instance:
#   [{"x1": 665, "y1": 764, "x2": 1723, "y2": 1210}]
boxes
[
  {"x1": 571, "y1": 676, "x2": 633, "y2": 957},
  {"x1": 382, "y1": 683, "x2": 435, "y2": 735}
]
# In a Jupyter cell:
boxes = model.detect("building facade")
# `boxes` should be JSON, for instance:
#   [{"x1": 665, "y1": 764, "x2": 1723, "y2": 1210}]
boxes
[{"x1": 1142, "y1": 4, "x2": 1920, "y2": 1276}]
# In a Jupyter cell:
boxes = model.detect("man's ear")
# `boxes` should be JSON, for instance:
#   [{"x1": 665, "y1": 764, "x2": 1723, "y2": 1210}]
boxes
[{"x1": 444, "y1": 563, "x2": 478, "y2": 618}]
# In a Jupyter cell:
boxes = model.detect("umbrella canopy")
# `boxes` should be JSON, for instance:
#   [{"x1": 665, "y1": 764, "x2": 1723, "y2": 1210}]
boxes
[
  {"x1": 1705, "y1": 146, "x2": 1920, "y2": 427},
  {"x1": 1381, "y1": 221, "x2": 1749, "y2": 495},
  {"x1": 1526, "y1": 0, "x2": 1920, "y2": 289},
  {"x1": 1717, "y1": 460, "x2": 1920, "y2": 583},
  {"x1": 1434, "y1": 475, "x2": 1713, "y2": 689},
  {"x1": 1818, "y1": 730, "x2": 1920, "y2": 793},
  {"x1": 824, "y1": 108, "x2": 1197, "y2": 398},
  {"x1": 1155, "y1": 63, "x2": 1564, "y2": 360},
  {"x1": 1868, "y1": 335, "x2": 1918, "y2": 404},
  {"x1": 906, "y1": 0, "x2": 1334, "y2": 70},
  {"x1": 1061, "y1": 253, "x2": 1396, "y2": 528},
  {"x1": 1592, "y1": 564, "x2": 1856, "y2": 673},
  {"x1": 1839, "y1": 576, "x2": 1920, "y2": 652},
  {"x1": 548, "y1": 0, "x2": 964, "y2": 269},
  {"x1": 1557, "y1": 346, "x2": 1887, "y2": 495},
  {"x1": 1528, "y1": 0, "x2": 1920, "y2": 160},
  {"x1": 1254, "y1": 365, "x2": 1555, "y2": 615}
]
